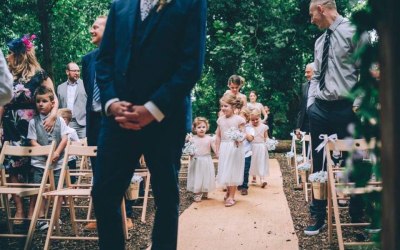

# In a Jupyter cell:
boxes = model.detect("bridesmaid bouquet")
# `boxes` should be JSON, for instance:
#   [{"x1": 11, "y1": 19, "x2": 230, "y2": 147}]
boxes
[
  {"x1": 182, "y1": 141, "x2": 196, "y2": 156},
  {"x1": 225, "y1": 127, "x2": 245, "y2": 141},
  {"x1": 266, "y1": 137, "x2": 279, "y2": 151}
]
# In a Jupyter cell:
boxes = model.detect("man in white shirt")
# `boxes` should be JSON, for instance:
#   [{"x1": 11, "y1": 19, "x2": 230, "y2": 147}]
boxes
[{"x1": 57, "y1": 62, "x2": 87, "y2": 138}]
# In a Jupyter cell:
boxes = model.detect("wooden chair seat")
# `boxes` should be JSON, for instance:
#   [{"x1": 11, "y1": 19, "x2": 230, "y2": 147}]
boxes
[
  {"x1": 43, "y1": 188, "x2": 91, "y2": 197},
  {"x1": 0, "y1": 187, "x2": 40, "y2": 197}
]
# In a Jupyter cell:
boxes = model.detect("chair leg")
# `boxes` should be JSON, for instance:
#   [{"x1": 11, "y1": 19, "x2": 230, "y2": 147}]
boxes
[
  {"x1": 43, "y1": 196, "x2": 62, "y2": 250},
  {"x1": 141, "y1": 173, "x2": 151, "y2": 223},
  {"x1": 327, "y1": 179, "x2": 333, "y2": 244},
  {"x1": 24, "y1": 192, "x2": 46, "y2": 250},
  {"x1": 121, "y1": 199, "x2": 128, "y2": 240},
  {"x1": 68, "y1": 196, "x2": 78, "y2": 235},
  {"x1": 3, "y1": 194, "x2": 13, "y2": 233}
]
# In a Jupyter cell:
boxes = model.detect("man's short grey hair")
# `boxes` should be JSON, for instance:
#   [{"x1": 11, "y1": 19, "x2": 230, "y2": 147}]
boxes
[
  {"x1": 310, "y1": 0, "x2": 337, "y2": 9},
  {"x1": 306, "y1": 62, "x2": 315, "y2": 71}
]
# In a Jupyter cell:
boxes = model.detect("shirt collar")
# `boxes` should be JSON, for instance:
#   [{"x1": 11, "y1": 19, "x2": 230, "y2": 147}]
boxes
[
  {"x1": 39, "y1": 113, "x2": 50, "y2": 121},
  {"x1": 328, "y1": 15, "x2": 344, "y2": 33},
  {"x1": 67, "y1": 80, "x2": 77, "y2": 86}
]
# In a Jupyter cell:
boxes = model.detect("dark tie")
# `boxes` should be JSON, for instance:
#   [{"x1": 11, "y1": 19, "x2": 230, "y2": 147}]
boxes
[
  {"x1": 93, "y1": 73, "x2": 100, "y2": 102},
  {"x1": 319, "y1": 29, "x2": 332, "y2": 91}
]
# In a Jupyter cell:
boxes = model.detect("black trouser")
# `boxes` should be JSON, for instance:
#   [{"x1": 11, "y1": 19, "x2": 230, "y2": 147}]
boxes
[
  {"x1": 308, "y1": 99, "x2": 363, "y2": 221},
  {"x1": 92, "y1": 117, "x2": 181, "y2": 250},
  {"x1": 239, "y1": 156, "x2": 252, "y2": 189}
]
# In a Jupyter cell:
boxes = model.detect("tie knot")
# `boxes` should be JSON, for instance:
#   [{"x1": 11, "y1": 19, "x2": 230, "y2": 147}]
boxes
[{"x1": 326, "y1": 29, "x2": 332, "y2": 35}]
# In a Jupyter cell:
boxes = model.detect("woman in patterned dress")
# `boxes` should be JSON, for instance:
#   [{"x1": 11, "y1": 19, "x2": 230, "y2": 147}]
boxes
[{"x1": 0, "y1": 34, "x2": 58, "y2": 222}]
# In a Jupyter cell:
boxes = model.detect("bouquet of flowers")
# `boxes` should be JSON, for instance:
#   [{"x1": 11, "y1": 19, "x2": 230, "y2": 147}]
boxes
[
  {"x1": 297, "y1": 161, "x2": 311, "y2": 172},
  {"x1": 130, "y1": 174, "x2": 143, "y2": 184},
  {"x1": 13, "y1": 84, "x2": 31, "y2": 101},
  {"x1": 182, "y1": 141, "x2": 196, "y2": 156},
  {"x1": 286, "y1": 151, "x2": 294, "y2": 158},
  {"x1": 296, "y1": 155, "x2": 304, "y2": 163},
  {"x1": 225, "y1": 127, "x2": 245, "y2": 142},
  {"x1": 266, "y1": 137, "x2": 279, "y2": 151},
  {"x1": 308, "y1": 171, "x2": 328, "y2": 183}
]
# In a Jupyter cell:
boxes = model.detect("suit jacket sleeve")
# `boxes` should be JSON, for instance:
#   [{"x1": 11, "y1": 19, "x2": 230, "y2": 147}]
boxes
[
  {"x1": 149, "y1": 0, "x2": 207, "y2": 116},
  {"x1": 296, "y1": 82, "x2": 307, "y2": 129},
  {"x1": 0, "y1": 50, "x2": 13, "y2": 106},
  {"x1": 95, "y1": 2, "x2": 118, "y2": 109}
]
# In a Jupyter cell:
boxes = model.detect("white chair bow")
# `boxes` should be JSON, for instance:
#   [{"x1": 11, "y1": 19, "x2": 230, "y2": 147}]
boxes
[{"x1": 315, "y1": 134, "x2": 338, "y2": 170}]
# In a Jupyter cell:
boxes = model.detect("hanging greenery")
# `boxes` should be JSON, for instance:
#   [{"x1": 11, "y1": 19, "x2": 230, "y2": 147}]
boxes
[{"x1": 350, "y1": 0, "x2": 382, "y2": 244}]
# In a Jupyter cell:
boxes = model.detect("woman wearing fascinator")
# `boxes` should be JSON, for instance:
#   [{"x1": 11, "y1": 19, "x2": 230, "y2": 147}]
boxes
[{"x1": 0, "y1": 34, "x2": 58, "y2": 222}]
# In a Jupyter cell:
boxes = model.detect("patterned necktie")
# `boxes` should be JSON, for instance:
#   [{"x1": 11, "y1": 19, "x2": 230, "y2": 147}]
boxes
[
  {"x1": 319, "y1": 29, "x2": 332, "y2": 91},
  {"x1": 93, "y1": 73, "x2": 100, "y2": 102},
  {"x1": 141, "y1": 0, "x2": 154, "y2": 21}
]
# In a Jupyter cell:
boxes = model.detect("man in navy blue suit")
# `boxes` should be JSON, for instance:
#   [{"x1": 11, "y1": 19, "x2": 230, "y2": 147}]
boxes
[{"x1": 93, "y1": 0, "x2": 207, "y2": 249}]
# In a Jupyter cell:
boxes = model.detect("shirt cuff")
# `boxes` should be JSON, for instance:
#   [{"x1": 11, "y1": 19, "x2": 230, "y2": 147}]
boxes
[
  {"x1": 307, "y1": 97, "x2": 315, "y2": 109},
  {"x1": 144, "y1": 101, "x2": 165, "y2": 122},
  {"x1": 105, "y1": 98, "x2": 120, "y2": 116}
]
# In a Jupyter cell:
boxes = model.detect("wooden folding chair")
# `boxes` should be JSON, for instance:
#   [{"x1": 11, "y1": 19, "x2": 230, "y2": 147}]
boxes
[
  {"x1": 301, "y1": 134, "x2": 313, "y2": 202},
  {"x1": 131, "y1": 168, "x2": 152, "y2": 223},
  {"x1": 41, "y1": 142, "x2": 130, "y2": 250},
  {"x1": 179, "y1": 155, "x2": 191, "y2": 179},
  {"x1": 326, "y1": 138, "x2": 381, "y2": 250},
  {"x1": 292, "y1": 134, "x2": 306, "y2": 186},
  {"x1": 0, "y1": 141, "x2": 56, "y2": 250}
]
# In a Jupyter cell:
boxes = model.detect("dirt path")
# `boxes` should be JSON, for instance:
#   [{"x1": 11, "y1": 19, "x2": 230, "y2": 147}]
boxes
[{"x1": 178, "y1": 159, "x2": 298, "y2": 250}]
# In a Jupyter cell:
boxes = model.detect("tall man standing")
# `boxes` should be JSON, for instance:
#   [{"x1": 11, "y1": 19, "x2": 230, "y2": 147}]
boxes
[
  {"x1": 57, "y1": 62, "x2": 87, "y2": 138},
  {"x1": 82, "y1": 16, "x2": 107, "y2": 149},
  {"x1": 93, "y1": 1, "x2": 207, "y2": 249},
  {"x1": 304, "y1": 0, "x2": 368, "y2": 235}
]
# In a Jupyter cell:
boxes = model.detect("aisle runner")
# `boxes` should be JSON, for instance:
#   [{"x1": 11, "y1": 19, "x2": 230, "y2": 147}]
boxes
[{"x1": 178, "y1": 159, "x2": 298, "y2": 250}]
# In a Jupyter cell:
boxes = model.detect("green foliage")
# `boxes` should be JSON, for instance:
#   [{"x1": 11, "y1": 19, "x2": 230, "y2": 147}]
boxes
[
  {"x1": 0, "y1": 0, "x2": 110, "y2": 85},
  {"x1": 349, "y1": 0, "x2": 382, "y2": 243}
]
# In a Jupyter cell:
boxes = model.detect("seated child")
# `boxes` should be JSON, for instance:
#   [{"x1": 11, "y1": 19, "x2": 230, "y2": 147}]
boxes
[
  {"x1": 58, "y1": 108, "x2": 79, "y2": 183},
  {"x1": 27, "y1": 86, "x2": 68, "y2": 230}
]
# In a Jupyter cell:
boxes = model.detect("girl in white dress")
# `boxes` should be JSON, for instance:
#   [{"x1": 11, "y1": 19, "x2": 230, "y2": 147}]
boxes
[
  {"x1": 186, "y1": 117, "x2": 217, "y2": 202},
  {"x1": 224, "y1": 75, "x2": 247, "y2": 112},
  {"x1": 247, "y1": 91, "x2": 268, "y2": 123},
  {"x1": 215, "y1": 93, "x2": 245, "y2": 207},
  {"x1": 249, "y1": 109, "x2": 270, "y2": 188}
]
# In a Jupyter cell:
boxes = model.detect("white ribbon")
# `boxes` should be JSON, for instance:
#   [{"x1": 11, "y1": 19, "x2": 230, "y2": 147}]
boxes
[
  {"x1": 299, "y1": 131, "x2": 306, "y2": 142},
  {"x1": 315, "y1": 134, "x2": 338, "y2": 170}
]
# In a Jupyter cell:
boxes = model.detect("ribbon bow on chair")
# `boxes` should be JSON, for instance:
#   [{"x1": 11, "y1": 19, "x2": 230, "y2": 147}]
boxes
[{"x1": 315, "y1": 134, "x2": 338, "y2": 170}]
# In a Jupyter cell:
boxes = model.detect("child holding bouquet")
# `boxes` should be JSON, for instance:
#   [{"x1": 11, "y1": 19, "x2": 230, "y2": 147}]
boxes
[
  {"x1": 215, "y1": 93, "x2": 245, "y2": 207},
  {"x1": 186, "y1": 117, "x2": 217, "y2": 202},
  {"x1": 249, "y1": 109, "x2": 270, "y2": 188}
]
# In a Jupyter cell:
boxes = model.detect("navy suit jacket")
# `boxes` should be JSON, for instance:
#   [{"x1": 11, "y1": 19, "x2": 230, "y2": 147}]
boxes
[
  {"x1": 96, "y1": 0, "x2": 206, "y2": 133},
  {"x1": 82, "y1": 49, "x2": 99, "y2": 128}
]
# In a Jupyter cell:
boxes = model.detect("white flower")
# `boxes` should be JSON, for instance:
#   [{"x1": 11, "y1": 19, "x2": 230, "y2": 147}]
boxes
[
  {"x1": 225, "y1": 127, "x2": 244, "y2": 142},
  {"x1": 308, "y1": 171, "x2": 328, "y2": 183},
  {"x1": 266, "y1": 137, "x2": 279, "y2": 151},
  {"x1": 297, "y1": 162, "x2": 311, "y2": 171},
  {"x1": 131, "y1": 174, "x2": 143, "y2": 184},
  {"x1": 286, "y1": 151, "x2": 294, "y2": 158},
  {"x1": 182, "y1": 141, "x2": 196, "y2": 156}
]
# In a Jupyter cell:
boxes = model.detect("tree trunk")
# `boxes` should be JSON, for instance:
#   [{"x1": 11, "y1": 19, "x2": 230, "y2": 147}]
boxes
[
  {"x1": 380, "y1": 0, "x2": 400, "y2": 248},
  {"x1": 37, "y1": 0, "x2": 53, "y2": 77}
]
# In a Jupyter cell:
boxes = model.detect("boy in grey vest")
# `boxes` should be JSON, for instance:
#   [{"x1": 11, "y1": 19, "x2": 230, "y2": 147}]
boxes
[{"x1": 27, "y1": 86, "x2": 68, "y2": 230}]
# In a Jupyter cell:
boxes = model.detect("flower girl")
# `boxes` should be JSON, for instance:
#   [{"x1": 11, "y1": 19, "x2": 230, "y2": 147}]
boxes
[
  {"x1": 215, "y1": 93, "x2": 245, "y2": 207},
  {"x1": 186, "y1": 117, "x2": 217, "y2": 202},
  {"x1": 249, "y1": 109, "x2": 270, "y2": 188}
]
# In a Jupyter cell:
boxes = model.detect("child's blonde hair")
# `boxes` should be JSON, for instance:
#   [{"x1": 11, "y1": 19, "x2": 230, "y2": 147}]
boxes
[
  {"x1": 227, "y1": 74, "x2": 244, "y2": 88},
  {"x1": 240, "y1": 107, "x2": 251, "y2": 122},
  {"x1": 250, "y1": 109, "x2": 261, "y2": 117},
  {"x1": 58, "y1": 108, "x2": 72, "y2": 123},
  {"x1": 220, "y1": 93, "x2": 244, "y2": 110},
  {"x1": 192, "y1": 117, "x2": 210, "y2": 134}
]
